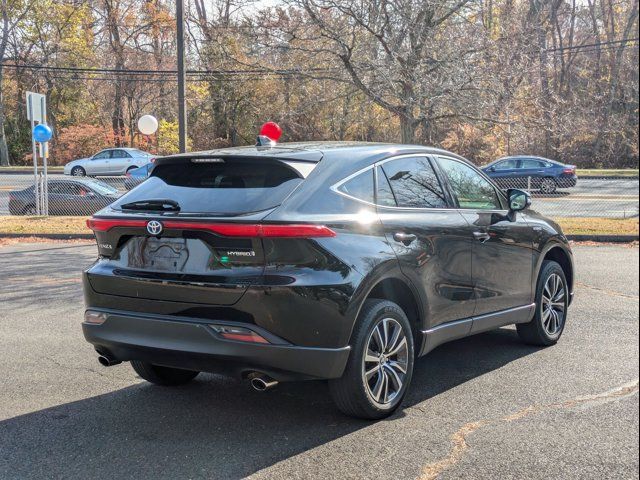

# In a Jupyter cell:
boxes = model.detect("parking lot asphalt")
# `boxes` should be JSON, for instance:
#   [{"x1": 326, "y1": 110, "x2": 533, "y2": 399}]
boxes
[{"x1": 0, "y1": 242, "x2": 638, "y2": 479}]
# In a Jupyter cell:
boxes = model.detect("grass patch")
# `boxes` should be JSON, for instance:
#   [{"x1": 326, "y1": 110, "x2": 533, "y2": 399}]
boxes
[
  {"x1": 556, "y1": 217, "x2": 639, "y2": 236},
  {"x1": 0, "y1": 216, "x2": 89, "y2": 234},
  {"x1": 576, "y1": 169, "x2": 639, "y2": 177}
]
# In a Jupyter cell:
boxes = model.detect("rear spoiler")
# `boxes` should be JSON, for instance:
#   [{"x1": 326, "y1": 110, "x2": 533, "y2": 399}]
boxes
[{"x1": 152, "y1": 150, "x2": 323, "y2": 168}]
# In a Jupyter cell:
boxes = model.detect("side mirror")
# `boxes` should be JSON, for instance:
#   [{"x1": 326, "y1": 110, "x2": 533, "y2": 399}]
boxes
[{"x1": 508, "y1": 189, "x2": 531, "y2": 212}]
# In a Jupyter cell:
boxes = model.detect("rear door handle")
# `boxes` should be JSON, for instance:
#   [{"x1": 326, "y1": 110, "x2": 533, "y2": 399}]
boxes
[
  {"x1": 393, "y1": 232, "x2": 417, "y2": 245},
  {"x1": 473, "y1": 231, "x2": 491, "y2": 243}
]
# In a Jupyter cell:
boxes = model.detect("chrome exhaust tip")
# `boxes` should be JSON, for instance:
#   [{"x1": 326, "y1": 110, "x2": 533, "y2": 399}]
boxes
[
  {"x1": 250, "y1": 375, "x2": 278, "y2": 391},
  {"x1": 97, "y1": 354, "x2": 121, "y2": 367}
]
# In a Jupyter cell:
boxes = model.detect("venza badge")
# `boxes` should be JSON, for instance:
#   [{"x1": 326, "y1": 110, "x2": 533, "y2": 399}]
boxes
[{"x1": 146, "y1": 220, "x2": 163, "y2": 236}]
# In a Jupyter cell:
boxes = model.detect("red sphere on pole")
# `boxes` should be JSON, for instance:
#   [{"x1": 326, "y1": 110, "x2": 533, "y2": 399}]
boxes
[{"x1": 259, "y1": 122, "x2": 282, "y2": 141}]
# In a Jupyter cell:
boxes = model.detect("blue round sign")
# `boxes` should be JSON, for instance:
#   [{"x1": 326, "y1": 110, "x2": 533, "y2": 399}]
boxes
[{"x1": 33, "y1": 124, "x2": 53, "y2": 143}]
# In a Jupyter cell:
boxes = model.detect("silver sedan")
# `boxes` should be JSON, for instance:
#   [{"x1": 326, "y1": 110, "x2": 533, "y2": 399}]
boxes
[{"x1": 63, "y1": 148, "x2": 155, "y2": 176}]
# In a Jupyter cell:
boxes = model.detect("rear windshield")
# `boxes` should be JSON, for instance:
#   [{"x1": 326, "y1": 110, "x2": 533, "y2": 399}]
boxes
[{"x1": 111, "y1": 158, "x2": 311, "y2": 215}]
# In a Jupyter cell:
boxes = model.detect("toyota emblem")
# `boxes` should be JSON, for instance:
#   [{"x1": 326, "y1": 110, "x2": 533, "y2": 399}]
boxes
[{"x1": 146, "y1": 220, "x2": 163, "y2": 236}]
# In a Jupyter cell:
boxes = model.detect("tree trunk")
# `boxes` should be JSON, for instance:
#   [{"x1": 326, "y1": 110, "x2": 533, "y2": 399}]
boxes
[
  {"x1": 399, "y1": 115, "x2": 417, "y2": 144},
  {"x1": 0, "y1": 66, "x2": 9, "y2": 165}
]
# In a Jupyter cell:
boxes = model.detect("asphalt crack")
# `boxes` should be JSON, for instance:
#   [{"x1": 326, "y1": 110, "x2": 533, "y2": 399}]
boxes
[
  {"x1": 418, "y1": 380, "x2": 639, "y2": 480},
  {"x1": 575, "y1": 281, "x2": 639, "y2": 300}
]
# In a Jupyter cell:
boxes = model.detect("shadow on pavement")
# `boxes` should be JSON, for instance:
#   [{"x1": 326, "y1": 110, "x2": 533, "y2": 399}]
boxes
[{"x1": 0, "y1": 328, "x2": 538, "y2": 479}]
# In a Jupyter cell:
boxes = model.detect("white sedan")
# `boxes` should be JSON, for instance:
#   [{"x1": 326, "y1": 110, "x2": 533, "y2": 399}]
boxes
[{"x1": 64, "y1": 148, "x2": 155, "y2": 177}]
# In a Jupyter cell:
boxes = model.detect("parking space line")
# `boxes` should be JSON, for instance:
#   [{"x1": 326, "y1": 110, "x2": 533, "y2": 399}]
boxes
[{"x1": 576, "y1": 281, "x2": 639, "y2": 300}]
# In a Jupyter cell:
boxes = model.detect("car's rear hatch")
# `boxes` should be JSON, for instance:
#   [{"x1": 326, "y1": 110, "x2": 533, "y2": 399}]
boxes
[{"x1": 87, "y1": 153, "x2": 322, "y2": 306}]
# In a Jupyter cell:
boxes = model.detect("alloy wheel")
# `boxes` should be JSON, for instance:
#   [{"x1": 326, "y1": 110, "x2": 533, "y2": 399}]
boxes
[
  {"x1": 362, "y1": 317, "x2": 409, "y2": 406},
  {"x1": 542, "y1": 273, "x2": 566, "y2": 336},
  {"x1": 540, "y1": 179, "x2": 556, "y2": 194}
]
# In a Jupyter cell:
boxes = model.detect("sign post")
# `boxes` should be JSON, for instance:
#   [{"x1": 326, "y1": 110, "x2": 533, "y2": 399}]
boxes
[{"x1": 26, "y1": 92, "x2": 49, "y2": 215}]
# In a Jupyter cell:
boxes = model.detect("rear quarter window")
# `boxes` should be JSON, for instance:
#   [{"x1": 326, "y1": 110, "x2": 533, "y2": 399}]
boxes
[{"x1": 336, "y1": 169, "x2": 374, "y2": 203}]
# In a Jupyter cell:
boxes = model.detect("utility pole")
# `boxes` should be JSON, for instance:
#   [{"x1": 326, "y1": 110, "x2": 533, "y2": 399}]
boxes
[{"x1": 176, "y1": 0, "x2": 187, "y2": 153}]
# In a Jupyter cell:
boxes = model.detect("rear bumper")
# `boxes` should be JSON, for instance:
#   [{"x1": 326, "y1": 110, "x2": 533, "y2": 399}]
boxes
[
  {"x1": 557, "y1": 175, "x2": 577, "y2": 187},
  {"x1": 82, "y1": 309, "x2": 351, "y2": 381}
]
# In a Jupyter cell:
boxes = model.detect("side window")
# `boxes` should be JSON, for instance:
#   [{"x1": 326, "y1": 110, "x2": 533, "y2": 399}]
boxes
[
  {"x1": 438, "y1": 157, "x2": 503, "y2": 210},
  {"x1": 112, "y1": 149, "x2": 131, "y2": 158},
  {"x1": 494, "y1": 159, "x2": 518, "y2": 170},
  {"x1": 376, "y1": 166, "x2": 396, "y2": 207},
  {"x1": 337, "y1": 168, "x2": 374, "y2": 203},
  {"x1": 93, "y1": 150, "x2": 111, "y2": 159},
  {"x1": 521, "y1": 159, "x2": 545, "y2": 169},
  {"x1": 65, "y1": 184, "x2": 83, "y2": 196},
  {"x1": 379, "y1": 156, "x2": 448, "y2": 208},
  {"x1": 48, "y1": 183, "x2": 64, "y2": 194}
]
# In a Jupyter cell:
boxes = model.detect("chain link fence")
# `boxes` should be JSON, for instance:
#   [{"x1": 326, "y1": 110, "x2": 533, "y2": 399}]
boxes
[{"x1": 0, "y1": 172, "x2": 638, "y2": 220}]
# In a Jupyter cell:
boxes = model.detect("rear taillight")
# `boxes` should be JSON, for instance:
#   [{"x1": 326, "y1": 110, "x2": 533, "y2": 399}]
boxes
[
  {"x1": 86, "y1": 218, "x2": 336, "y2": 238},
  {"x1": 210, "y1": 325, "x2": 269, "y2": 344},
  {"x1": 150, "y1": 158, "x2": 156, "y2": 163},
  {"x1": 87, "y1": 218, "x2": 147, "y2": 231},
  {"x1": 563, "y1": 166, "x2": 576, "y2": 174},
  {"x1": 84, "y1": 310, "x2": 107, "y2": 325}
]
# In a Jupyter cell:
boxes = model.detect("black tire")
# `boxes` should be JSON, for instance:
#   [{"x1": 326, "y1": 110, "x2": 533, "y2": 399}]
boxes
[
  {"x1": 540, "y1": 177, "x2": 557, "y2": 194},
  {"x1": 131, "y1": 360, "x2": 199, "y2": 386},
  {"x1": 517, "y1": 260, "x2": 568, "y2": 346},
  {"x1": 71, "y1": 166, "x2": 86, "y2": 177},
  {"x1": 329, "y1": 299, "x2": 415, "y2": 420},
  {"x1": 23, "y1": 204, "x2": 37, "y2": 215}
]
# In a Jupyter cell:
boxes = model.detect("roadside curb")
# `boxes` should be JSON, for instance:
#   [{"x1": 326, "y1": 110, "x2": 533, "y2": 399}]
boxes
[
  {"x1": 567, "y1": 234, "x2": 638, "y2": 243},
  {"x1": 0, "y1": 169, "x2": 65, "y2": 175},
  {"x1": 579, "y1": 175, "x2": 639, "y2": 180}
]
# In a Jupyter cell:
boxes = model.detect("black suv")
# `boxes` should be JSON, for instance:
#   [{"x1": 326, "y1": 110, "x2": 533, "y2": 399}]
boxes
[{"x1": 83, "y1": 142, "x2": 574, "y2": 419}]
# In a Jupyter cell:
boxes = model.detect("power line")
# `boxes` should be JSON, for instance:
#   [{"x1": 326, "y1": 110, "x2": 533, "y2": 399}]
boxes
[
  {"x1": 2, "y1": 37, "x2": 636, "y2": 80},
  {"x1": 0, "y1": 63, "x2": 338, "y2": 76},
  {"x1": 546, "y1": 37, "x2": 639, "y2": 52}
]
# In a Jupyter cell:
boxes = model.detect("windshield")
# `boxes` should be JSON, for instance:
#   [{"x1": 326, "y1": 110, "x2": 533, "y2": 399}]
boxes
[
  {"x1": 110, "y1": 158, "x2": 311, "y2": 215},
  {"x1": 86, "y1": 180, "x2": 119, "y2": 195}
]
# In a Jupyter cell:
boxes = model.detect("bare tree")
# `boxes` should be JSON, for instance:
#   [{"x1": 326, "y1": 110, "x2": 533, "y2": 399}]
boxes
[{"x1": 280, "y1": 0, "x2": 481, "y2": 143}]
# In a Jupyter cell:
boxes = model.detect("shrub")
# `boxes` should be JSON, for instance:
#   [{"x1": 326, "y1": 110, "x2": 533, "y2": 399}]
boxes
[{"x1": 52, "y1": 124, "x2": 117, "y2": 165}]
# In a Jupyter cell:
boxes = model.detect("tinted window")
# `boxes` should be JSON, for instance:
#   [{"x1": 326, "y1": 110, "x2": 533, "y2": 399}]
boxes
[
  {"x1": 50, "y1": 183, "x2": 83, "y2": 195},
  {"x1": 376, "y1": 166, "x2": 397, "y2": 207},
  {"x1": 521, "y1": 159, "x2": 546, "y2": 169},
  {"x1": 494, "y1": 159, "x2": 518, "y2": 170},
  {"x1": 48, "y1": 183, "x2": 67, "y2": 194},
  {"x1": 93, "y1": 151, "x2": 111, "y2": 159},
  {"x1": 337, "y1": 169, "x2": 374, "y2": 203},
  {"x1": 112, "y1": 159, "x2": 304, "y2": 215},
  {"x1": 438, "y1": 157, "x2": 503, "y2": 210},
  {"x1": 380, "y1": 156, "x2": 447, "y2": 208}
]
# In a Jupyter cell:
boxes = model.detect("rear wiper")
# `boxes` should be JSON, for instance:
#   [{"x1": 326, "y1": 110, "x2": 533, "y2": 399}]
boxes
[{"x1": 120, "y1": 199, "x2": 180, "y2": 212}]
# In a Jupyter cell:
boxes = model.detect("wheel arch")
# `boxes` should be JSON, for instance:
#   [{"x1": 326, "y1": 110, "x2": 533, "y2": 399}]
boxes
[
  {"x1": 539, "y1": 243, "x2": 574, "y2": 301},
  {"x1": 348, "y1": 270, "x2": 424, "y2": 351}
]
